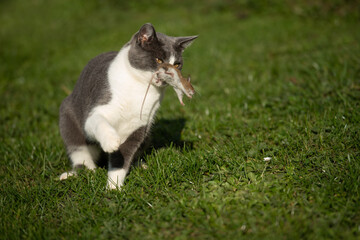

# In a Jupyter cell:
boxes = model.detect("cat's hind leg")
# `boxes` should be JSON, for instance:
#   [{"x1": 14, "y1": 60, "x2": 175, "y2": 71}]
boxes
[
  {"x1": 59, "y1": 99, "x2": 99, "y2": 179},
  {"x1": 67, "y1": 145, "x2": 100, "y2": 170},
  {"x1": 59, "y1": 145, "x2": 100, "y2": 180}
]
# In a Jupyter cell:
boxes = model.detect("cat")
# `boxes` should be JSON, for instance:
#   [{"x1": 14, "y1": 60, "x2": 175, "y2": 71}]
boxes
[{"x1": 59, "y1": 23, "x2": 197, "y2": 190}]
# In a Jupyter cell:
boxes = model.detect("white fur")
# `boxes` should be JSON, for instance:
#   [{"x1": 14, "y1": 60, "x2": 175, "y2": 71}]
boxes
[
  {"x1": 84, "y1": 114, "x2": 123, "y2": 153},
  {"x1": 169, "y1": 54, "x2": 176, "y2": 65},
  {"x1": 84, "y1": 45, "x2": 165, "y2": 188},
  {"x1": 107, "y1": 168, "x2": 127, "y2": 190}
]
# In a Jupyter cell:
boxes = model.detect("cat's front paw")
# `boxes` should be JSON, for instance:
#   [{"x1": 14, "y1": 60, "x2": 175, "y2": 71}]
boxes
[
  {"x1": 106, "y1": 180, "x2": 123, "y2": 191},
  {"x1": 100, "y1": 131, "x2": 122, "y2": 153},
  {"x1": 106, "y1": 168, "x2": 126, "y2": 191}
]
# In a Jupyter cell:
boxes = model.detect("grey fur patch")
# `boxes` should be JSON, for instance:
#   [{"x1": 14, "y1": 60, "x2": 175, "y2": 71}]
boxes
[
  {"x1": 59, "y1": 51, "x2": 117, "y2": 150},
  {"x1": 70, "y1": 51, "x2": 117, "y2": 125},
  {"x1": 109, "y1": 126, "x2": 148, "y2": 169}
]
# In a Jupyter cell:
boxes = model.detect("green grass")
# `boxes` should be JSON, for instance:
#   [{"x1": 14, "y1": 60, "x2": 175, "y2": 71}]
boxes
[{"x1": 1, "y1": 0, "x2": 360, "y2": 239}]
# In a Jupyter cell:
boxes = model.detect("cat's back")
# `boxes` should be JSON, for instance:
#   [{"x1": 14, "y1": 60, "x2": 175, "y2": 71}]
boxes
[
  {"x1": 62, "y1": 51, "x2": 118, "y2": 122},
  {"x1": 75, "y1": 51, "x2": 118, "y2": 95}
]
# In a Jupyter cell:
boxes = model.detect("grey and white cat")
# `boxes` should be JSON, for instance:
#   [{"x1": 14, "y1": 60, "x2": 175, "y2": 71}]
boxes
[{"x1": 59, "y1": 23, "x2": 197, "y2": 190}]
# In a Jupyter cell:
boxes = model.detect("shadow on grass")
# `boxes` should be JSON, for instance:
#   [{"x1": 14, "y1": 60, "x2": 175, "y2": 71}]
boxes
[
  {"x1": 96, "y1": 118, "x2": 193, "y2": 169},
  {"x1": 130, "y1": 118, "x2": 194, "y2": 169},
  {"x1": 150, "y1": 118, "x2": 193, "y2": 151}
]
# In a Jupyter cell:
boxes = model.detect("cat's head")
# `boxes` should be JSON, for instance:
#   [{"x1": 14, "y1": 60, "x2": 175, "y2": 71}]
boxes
[{"x1": 128, "y1": 23, "x2": 197, "y2": 72}]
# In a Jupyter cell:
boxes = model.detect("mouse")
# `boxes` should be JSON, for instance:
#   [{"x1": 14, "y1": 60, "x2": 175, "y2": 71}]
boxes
[
  {"x1": 156, "y1": 63, "x2": 195, "y2": 105},
  {"x1": 140, "y1": 63, "x2": 195, "y2": 119}
]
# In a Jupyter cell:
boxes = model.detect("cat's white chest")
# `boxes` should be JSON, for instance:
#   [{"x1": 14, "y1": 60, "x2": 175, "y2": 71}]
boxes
[{"x1": 84, "y1": 46, "x2": 164, "y2": 144}]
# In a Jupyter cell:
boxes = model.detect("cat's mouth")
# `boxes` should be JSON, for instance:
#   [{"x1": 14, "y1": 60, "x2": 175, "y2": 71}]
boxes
[
  {"x1": 153, "y1": 69, "x2": 177, "y2": 87},
  {"x1": 152, "y1": 74, "x2": 168, "y2": 87}
]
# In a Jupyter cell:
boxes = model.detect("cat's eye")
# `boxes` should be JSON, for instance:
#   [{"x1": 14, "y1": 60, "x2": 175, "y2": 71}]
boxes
[
  {"x1": 174, "y1": 63, "x2": 180, "y2": 68},
  {"x1": 156, "y1": 58, "x2": 163, "y2": 64}
]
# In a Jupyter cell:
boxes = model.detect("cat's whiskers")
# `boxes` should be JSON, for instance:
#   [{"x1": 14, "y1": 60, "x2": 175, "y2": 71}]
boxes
[{"x1": 140, "y1": 72, "x2": 157, "y2": 120}]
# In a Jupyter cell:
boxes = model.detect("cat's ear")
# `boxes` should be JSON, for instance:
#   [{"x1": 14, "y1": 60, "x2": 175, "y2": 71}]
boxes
[
  {"x1": 176, "y1": 36, "x2": 198, "y2": 51},
  {"x1": 137, "y1": 23, "x2": 158, "y2": 48}
]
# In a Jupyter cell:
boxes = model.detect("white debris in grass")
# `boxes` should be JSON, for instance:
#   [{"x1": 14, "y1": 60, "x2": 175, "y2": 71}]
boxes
[
  {"x1": 141, "y1": 163, "x2": 148, "y2": 170},
  {"x1": 263, "y1": 157, "x2": 272, "y2": 162},
  {"x1": 241, "y1": 225, "x2": 246, "y2": 231}
]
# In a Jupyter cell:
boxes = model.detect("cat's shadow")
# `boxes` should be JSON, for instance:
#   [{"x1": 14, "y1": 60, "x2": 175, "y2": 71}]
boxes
[
  {"x1": 98, "y1": 118, "x2": 193, "y2": 169},
  {"x1": 148, "y1": 118, "x2": 193, "y2": 151},
  {"x1": 131, "y1": 118, "x2": 193, "y2": 169}
]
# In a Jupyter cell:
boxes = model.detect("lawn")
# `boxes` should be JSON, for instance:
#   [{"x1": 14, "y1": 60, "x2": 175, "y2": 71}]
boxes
[{"x1": 1, "y1": 0, "x2": 360, "y2": 239}]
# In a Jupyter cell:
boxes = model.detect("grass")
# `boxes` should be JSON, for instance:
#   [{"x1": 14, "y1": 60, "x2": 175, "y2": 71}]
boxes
[{"x1": 1, "y1": 0, "x2": 360, "y2": 239}]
